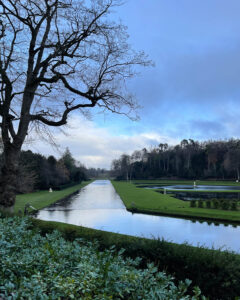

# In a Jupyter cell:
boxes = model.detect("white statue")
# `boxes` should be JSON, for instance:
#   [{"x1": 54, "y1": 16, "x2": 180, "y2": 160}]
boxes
[{"x1": 49, "y1": 187, "x2": 53, "y2": 193}]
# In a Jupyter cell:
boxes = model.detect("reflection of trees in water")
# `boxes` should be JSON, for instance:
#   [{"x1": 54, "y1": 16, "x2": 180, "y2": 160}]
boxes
[
  {"x1": 47, "y1": 192, "x2": 81, "y2": 210},
  {"x1": 190, "y1": 219, "x2": 240, "y2": 228},
  {"x1": 63, "y1": 209, "x2": 70, "y2": 221}
]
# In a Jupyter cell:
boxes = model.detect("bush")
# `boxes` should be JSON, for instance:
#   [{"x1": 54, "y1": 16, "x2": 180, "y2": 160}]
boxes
[
  {"x1": 206, "y1": 200, "x2": 211, "y2": 209},
  {"x1": 31, "y1": 218, "x2": 240, "y2": 300},
  {"x1": 0, "y1": 216, "x2": 201, "y2": 299},
  {"x1": 53, "y1": 181, "x2": 81, "y2": 190},
  {"x1": 198, "y1": 200, "x2": 204, "y2": 208},
  {"x1": 190, "y1": 200, "x2": 196, "y2": 207},
  {"x1": 213, "y1": 199, "x2": 219, "y2": 209},
  {"x1": 221, "y1": 201, "x2": 230, "y2": 210},
  {"x1": 230, "y1": 201, "x2": 238, "y2": 211}
]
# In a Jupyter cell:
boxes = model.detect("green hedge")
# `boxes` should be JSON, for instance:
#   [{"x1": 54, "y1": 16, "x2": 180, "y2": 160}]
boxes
[
  {"x1": 31, "y1": 218, "x2": 240, "y2": 300},
  {"x1": 52, "y1": 181, "x2": 82, "y2": 190}
]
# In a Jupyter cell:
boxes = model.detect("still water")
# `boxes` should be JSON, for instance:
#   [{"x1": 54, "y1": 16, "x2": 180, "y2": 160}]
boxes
[
  {"x1": 145, "y1": 185, "x2": 240, "y2": 191},
  {"x1": 36, "y1": 180, "x2": 240, "y2": 253}
]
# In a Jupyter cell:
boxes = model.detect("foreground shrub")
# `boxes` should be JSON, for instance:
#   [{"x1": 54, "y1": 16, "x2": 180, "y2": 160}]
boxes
[
  {"x1": 198, "y1": 200, "x2": 204, "y2": 208},
  {"x1": 0, "y1": 216, "x2": 202, "y2": 299},
  {"x1": 30, "y1": 218, "x2": 240, "y2": 300}
]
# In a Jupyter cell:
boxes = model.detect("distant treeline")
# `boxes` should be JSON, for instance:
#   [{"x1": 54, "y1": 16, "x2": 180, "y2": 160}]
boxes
[
  {"x1": 0, "y1": 148, "x2": 105, "y2": 194},
  {"x1": 111, "y1": 139, "x2": 240, "y2": 180}
]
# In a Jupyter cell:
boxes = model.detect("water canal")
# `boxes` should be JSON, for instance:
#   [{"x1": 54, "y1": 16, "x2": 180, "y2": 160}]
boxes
[{"x1": 35, "y1": 180, "x2": 240, "y2": 253}]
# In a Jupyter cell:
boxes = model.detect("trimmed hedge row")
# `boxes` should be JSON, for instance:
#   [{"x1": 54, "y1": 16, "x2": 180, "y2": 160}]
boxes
[
  {"x1": 31, "y1": 218, "x2": 240, "y2": 300},
  {"x1": 190, "y1": 199, "x2": 239, "y2": 211},
  {"x1": 52, "y1": 181, "x2": 83, "y2": 190}
]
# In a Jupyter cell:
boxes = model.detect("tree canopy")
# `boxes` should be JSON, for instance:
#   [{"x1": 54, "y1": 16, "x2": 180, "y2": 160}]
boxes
[
  {"x1": 0, "y1": 0, "x2": 150, "y2": 208},
  {"x1": 111, "y1": 139, "x2": 240, "y2": 180},
  {"x1": 0, "y1": 0, "x2": 149, "y2": 137}
]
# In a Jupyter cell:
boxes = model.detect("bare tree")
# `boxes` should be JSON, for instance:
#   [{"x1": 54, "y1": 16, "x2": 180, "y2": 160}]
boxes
[{"x1": 0, "y1": 0, "x2": 150, "y2": 211}]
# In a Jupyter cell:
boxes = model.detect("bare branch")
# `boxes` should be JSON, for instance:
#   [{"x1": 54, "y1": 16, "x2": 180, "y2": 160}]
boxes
[
  {"x1": 30, "y1": 100, "x2": 97, "y2": 126},
  {"x1": 0, "y1": 0, "x2": 151, "y2": 153}
]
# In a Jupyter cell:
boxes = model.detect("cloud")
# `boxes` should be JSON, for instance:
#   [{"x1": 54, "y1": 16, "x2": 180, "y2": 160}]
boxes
[
  {"x1": 24, "y1": 116, "x2": 179, "y2": 169},
  {"x1": 190, "y1": 120, "x2": 226, "y2": 139},
  {"x1": 22, "y1": 1, "x2": 240, "y2": 164},
  {"x1": 162, "y1": 44, "x2": 240, "y2": 104},
  {"x1": 117, "y1": 0, "x2": 240, "y2": 131}
]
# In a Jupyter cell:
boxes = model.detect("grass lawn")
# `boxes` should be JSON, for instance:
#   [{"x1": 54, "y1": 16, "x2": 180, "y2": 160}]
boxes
[
  {"x1": 14, "y1": 181, "x2": 91, "y2": 213},
  {"x1": 112, "y1": 181, "x2": 240, "y2": 223}
]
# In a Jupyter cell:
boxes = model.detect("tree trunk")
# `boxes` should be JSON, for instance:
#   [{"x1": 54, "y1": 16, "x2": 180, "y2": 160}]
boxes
[
  {"x1": 126, "y1": 170, "x2": 129, "y2": 181},
  {"x1": 236, "y1": 167, "x2": 239, "y2": 181},
  {"x1": 163, "y1": 157, "x2": 166, "y2": 172},
  {"x1": 0, "y1": 145, "x2": 20, "y2": 212},
  {"x1": 167, "y1": 155, "x2": 169, "y2": 172}
]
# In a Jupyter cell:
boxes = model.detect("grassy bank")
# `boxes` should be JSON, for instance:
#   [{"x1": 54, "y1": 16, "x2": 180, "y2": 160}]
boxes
[
  {"x1": 31, "y1": 218, "x2": 240, "y2": 299},
  {"x1": 15, "y1": 181, "x2": 91, "y2": 213},
  {"x1": 112, "y1": 181, "x2": 240, "y2": 223}
]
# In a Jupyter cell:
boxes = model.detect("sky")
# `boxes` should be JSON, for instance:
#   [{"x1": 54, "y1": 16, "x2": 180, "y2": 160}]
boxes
[{"x1": 27, "y1": 0, "x2": 240, "y2": 169}]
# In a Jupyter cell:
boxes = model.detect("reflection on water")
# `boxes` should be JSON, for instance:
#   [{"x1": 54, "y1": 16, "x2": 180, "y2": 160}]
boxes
[
  {"x1": 46, "y1": 180, "x2": 125, "y2": 211},
  {"x1": 146, "y1": 185, "x2": 240, "y2": 191},
  {"x1": 35, "y1": 180, "x2": 240, "y2": 253}
]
